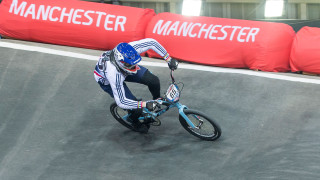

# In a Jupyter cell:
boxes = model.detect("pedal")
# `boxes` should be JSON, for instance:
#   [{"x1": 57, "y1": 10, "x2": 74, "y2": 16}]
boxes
[
  {"x1": 150, "y1": 117, "x2": 161, "y2": 126},
  {"x1": 142, "y1": 116, "x2": 161, "y2": 126}
]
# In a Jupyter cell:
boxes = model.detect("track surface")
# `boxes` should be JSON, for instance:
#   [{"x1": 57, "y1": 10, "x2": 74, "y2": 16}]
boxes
[{"x1": 1, "y1": 40, "x2": 320, "y2": 180}]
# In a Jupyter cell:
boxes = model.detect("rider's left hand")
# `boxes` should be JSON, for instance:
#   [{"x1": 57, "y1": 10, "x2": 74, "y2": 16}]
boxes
[
  {"x1": 167, "y1": 58, "x2": 178, "y2": 70},
  {"x1": 146, "y1": 101, "x2": 157, "y2": 111}
]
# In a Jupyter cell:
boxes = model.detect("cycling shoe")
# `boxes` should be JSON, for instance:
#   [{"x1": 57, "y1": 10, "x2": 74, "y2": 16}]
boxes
[{"x1": 132, "y1": 121, "x2": 149, "y2": 134}]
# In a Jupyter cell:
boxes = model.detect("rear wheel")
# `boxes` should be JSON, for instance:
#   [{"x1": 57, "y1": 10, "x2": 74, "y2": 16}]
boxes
[
  {"x1": 110, "y1": 102, "x2": 135, "y2": 131},
  {"x1": 179, "y1": 109, "x2": 221, "y2": 141}
]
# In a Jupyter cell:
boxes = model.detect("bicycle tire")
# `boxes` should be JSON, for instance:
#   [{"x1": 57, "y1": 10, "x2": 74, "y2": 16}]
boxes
[
  {"x1": 179, "y1": 109, "x2": 221, "y2": 141},
  {"x1": 110, "y1": 102, "x2": 135, "y2": 131}
]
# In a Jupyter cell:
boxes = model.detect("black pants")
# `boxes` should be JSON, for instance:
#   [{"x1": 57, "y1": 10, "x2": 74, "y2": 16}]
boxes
[
  {"x1": 99, "y1": 66, "x2": 160, "y2": 100},
  {"x1": 137, "y1": 69, "x2": 161, "y2": 100},
  {"x1": 126, "y1": 69, "x2": 161, "y2": 122}
]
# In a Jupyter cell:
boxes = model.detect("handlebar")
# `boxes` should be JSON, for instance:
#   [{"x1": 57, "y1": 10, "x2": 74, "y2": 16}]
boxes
[
  {"x1": 170, "y1": 70, "x2": 175, "y2": 83},
  {"x1": 148, "y1": 69, "x2": 182, "y2": 109}
]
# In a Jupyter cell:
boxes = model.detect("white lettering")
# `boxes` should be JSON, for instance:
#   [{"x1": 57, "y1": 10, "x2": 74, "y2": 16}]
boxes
[
  {"x1": 178, "y1": 22, "x2": 193, "y2": 36},
  {"x1": 151, "y1": 21, "x2": 261, "y2": 42},
  {"x1": 60, "y1": 8, "x2": 74, "y2": 23},
  {"x1": 7, "y1": 1, "x2": 128, "y2": 32},
  {"x1": 23, "y1": 3, "x2": 35, "y2": 19},
  {"x1": 218, "y1": 25, "x2": 231, "y2": 40},
  {"x1": 230, "y1": 26, "x2": 241, "y2": 41},
  {"x1": 153, "y1": 20, "x2": 172, "y2": 35},
  {"x1": 198, "y1": 24, "x2": 213, "y2": 39},
  {"x1": 9, "y1": 0, "x2": 27, "y2": 16},
  {"x1": 209, "y1": 25, "x2": 222, "y2": 40},
  {"x1": 36, "y1": 5, "x2": 51, "y2": 20},
  {"x1": 246, "y1": 28, "x2": 260, "y2": 42},
  {"x1": 49, "y1": 6, "x2": 61, "y2": 22},
  {"x1": 237, "y1": 27, "x2": 250, "y2": 42},
  {"x1": 95, "y1": 11, "x2": 106, "y2": 27},
  {"x1": 82, "y1": 10, "x2": 94, "y2": 26},
  {"x1": 104, "y1": 14, "x2": 115, "y2": 31},
  {"x1": 188, "y1": 23, "x2": 201, "y2": 38},
  {"x1": 71, "y1": 9, "x2": 83, "y2": 24},
  {"x1": 167, "y1": 21, "x2": 180, "y2": 36},
  {"x1": 114, "y1": 16, "x2": 126, "y2": 31}
]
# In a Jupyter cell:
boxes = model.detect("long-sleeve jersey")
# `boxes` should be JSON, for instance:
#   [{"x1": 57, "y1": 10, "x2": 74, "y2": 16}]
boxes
[{"x1": 94, "y1": 38, "x2": 170, "y2": 109}]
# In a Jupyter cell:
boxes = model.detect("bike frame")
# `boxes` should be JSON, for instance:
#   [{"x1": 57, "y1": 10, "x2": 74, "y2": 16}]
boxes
[
  {"x1": 121, "y1": 100, "x2": 197, "y2": 129},
  {"x1": 141, "y1": 101, "x2": 198, "y2": 129},
  {"x1": 141, "y1": 69, "x2": 200, "y2": 130},
  {"x1": 121, "y1": 70, "x2": 198, "y2": 129}
]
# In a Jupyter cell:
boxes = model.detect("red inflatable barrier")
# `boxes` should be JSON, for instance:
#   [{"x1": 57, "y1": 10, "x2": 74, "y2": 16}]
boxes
[
  {"x1": 145, "y1": 13, "x2": 295, "y2": 72},
  {"x1": 0, "y1": 0, "x2": 155, "y2": 50},
  {"x1": 290, "y1": 26, "x2": 320, "y2": 74}
]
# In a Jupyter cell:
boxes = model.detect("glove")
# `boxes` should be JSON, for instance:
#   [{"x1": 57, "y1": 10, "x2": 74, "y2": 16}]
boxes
[
  {"x1": 167, "y1": 58, "x2": 178, "y2": 70},
  {"x1": 146, "y1": 101, "x2": 157, "y2": 111}
]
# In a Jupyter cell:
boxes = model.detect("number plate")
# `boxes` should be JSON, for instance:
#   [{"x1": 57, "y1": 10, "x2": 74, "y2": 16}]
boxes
[{"x1": 166, "y1": 84, "x2": 180, "y2": 102}]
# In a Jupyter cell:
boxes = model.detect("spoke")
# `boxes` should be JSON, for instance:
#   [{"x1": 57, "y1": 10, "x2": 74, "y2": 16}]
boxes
[
  {"x1": 197, "y1": 119, "x2": 203, "y2": 128},
  {"x1": 187, "y1": 114, "x2": 216, "y2": 138}
]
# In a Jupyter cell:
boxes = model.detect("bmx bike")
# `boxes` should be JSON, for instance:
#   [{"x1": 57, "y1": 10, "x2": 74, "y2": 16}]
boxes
[{"x1": 110, "y1": 70, "x2": 221, "y2": 141}]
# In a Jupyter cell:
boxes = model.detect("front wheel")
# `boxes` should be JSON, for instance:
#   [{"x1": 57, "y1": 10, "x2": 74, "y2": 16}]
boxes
[{"x1": 179, "y1": 109, "x2": 221, "y2": 141}]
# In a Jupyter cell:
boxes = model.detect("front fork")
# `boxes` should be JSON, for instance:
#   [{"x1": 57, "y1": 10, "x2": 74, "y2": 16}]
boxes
[{"x1": 177, "y1": 103, "x2": 199, "y2": 129}]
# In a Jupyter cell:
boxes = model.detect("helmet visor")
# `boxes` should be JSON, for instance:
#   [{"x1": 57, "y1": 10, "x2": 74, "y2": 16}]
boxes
[{"x1": 121, "y1": 61, "x2": 136, "y2": 70}]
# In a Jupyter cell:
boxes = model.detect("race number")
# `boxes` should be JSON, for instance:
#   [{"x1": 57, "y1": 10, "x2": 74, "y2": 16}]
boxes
[{"x1": 166, "y1": 84, "x2": 180, "y2": 102}]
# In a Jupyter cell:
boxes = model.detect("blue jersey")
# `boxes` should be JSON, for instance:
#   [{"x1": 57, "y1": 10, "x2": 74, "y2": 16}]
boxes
[{"x1": 94, "y1": 38, "x2": 170, "y2": 109}]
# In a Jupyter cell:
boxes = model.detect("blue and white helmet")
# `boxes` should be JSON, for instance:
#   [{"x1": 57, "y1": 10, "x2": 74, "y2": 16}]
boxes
[{"x1": 113, "y1": 43, "x2": 141, "y2": 74}]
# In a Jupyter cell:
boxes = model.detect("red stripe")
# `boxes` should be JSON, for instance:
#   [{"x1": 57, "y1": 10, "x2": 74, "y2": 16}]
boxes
[
  {"x1": 94, "y1": 71, "x2": 102, "y2": 77},
  {"x1": 126, "y1": 65, "x2": 141, "y2": 73}
]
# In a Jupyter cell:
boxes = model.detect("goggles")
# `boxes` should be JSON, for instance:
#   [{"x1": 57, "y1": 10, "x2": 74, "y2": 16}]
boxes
[{"x1": 120, "y1": 61, "x2": 136, "y2": 70}]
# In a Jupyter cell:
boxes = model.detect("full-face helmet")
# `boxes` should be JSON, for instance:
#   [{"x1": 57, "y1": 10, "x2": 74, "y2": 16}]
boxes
[{"x1": 113, "y1": 43, "x2": 141, "y2": 74}]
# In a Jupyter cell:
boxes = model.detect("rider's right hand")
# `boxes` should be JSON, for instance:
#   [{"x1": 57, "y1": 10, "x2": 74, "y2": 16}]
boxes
[{"x1": 167, "y1": 58, "x2": 178, "y2": 70}]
